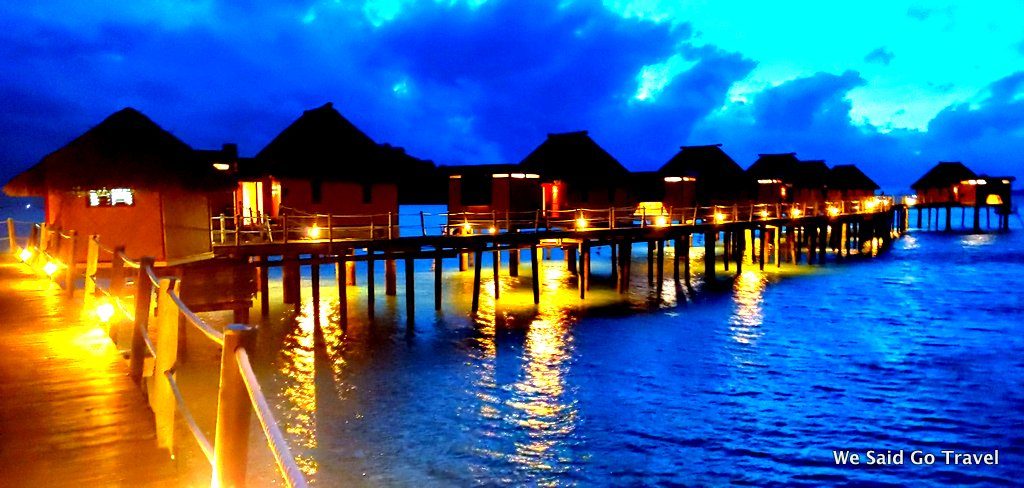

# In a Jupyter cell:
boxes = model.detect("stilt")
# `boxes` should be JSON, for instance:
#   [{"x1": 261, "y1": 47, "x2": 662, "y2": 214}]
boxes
[
  {"x1": 704, "y1": 231, "x2": 716, "y2": 281},
  {"x1": 723, "y1": 231, "x2": 731, "y2": 271},
  {"x1": 459, "y1": 251, "x2": 468, "y2": 271},
  {"x1": 973, "y1": 203, "x2": 981, "y2": 233},
  {"x1": 773, "y1": 227, "x2": 780, "y2": 267},
  {"x1": 338, "y1": 254, "x2": 348, "y2": 328},
  {"x1": 916, "y1": 207, "x2": 922, "y2": 229},
  {"x1": 567, "y1": 246, "x2": 577, "y2": 274},
  {"x1": 492, "y1": 248, "x2": 500, "y2": 299},
  {"x1": 434, "y1": 255, "x2": 442, "y2": 311},
  {"x1": 584, "y1": 243, "x2": 592, "y2": 291},
  {"x1": 385, "y1": 259, "x2": 397, "y2": 296},
  {"x1": 807, "y1": 226, "x2": 816, "y2": 264},
  {"x1": 758, "y1": 227, "x2": 766, "y2": 271},
  {"x1": 655, "y1": 239, "x2": 664, "y2": 295},
  {"x1": 610, "y1": 243, "x2": 618, "y2": 282},
  {"x1": 531, "y1": 244, "x2": 540, "y2": 304},
  {"x1": 945, "y1": 205, "x2": 952, "y2": 232},
  {"x1": 405, "y1": 258, "x2": 415, "y2": 327},
  {"x1": 259, "y1": 256, "x2": 270, "y2": 317},
  {"x1": 819, "y1": 224, "x2": 828, "y2": 264},
  {"x1": 647, "y1": 240, "x2": 655, "y2": 284},
  {"x1": 621, "y1": 241, "x2": 633, "y2": 292},
  {"x1": 509, "y1": 248, "x2": 519, "y2": 277},
  {"x1": 346, "y1": 251, "x2": 356, "y2": 286},
  {"x1": 471, "y1": 249, "x2": 483, "y2": 312},
  {"x1": 735, "y1": 229, "x2": 744, "y2": 274},
  {"x1": 682, "y1": 234, "x2": 691, "y2": 283},
  {"x1": 311, "y1": 255, "x2": 320, "y2": 324},
  {"x1": 579, "y1": 242, "x2": 589, "y2": 299},
  {"x1": 282, "y1": 254, "x2": 300, "y2": 305},
  {"x1": 672, "y1": 237, "x2": 681, "y2": 281},
  {"x1": 366, "y1": 253, "x2": 375, "y2": 320}
]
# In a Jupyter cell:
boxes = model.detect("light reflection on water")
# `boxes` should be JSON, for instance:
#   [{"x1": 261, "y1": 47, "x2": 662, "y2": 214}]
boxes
[{"x1": 251, "y1": 231, "x2": 1024, "y2": 487}]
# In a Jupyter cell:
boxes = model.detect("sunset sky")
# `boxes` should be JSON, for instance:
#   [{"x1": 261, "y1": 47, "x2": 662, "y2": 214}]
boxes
[{"x1": 2, "y1": 0, "x2": 1022, "y2": 188}]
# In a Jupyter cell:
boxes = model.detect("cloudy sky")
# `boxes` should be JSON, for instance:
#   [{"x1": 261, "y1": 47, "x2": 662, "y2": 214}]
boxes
[{"x1": 1, "y1": 0, "x2": 1022, "y2": 189}]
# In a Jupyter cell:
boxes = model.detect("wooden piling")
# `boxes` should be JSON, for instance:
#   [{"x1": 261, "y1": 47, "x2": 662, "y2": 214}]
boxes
[
  {"x1": 945, "y1": 204, "x2": 952, "y2": 232},
  {"x1": 579, "y1": 242, "x2": 588, "y2": 299},
  {"x1": 758, "y1": 227, "x2": 766, "y2": 271},
  {"x1": 259, "y1": 256, "x2": 270, "y2": 317},
  {"x1": 385, "y1": 259, "x2": 397, "y2": 296},
  {"x1": 366, "y1": 253, "x2": 375, "y2": 320},
  {"x1": 63, "y1": 230, "x2": 77, "y2": 296},
  {"x1": 682, "y1": 234, "x2": 691, "y2": 283},
  {"x1": 723, "y1": 231, "x2": 731, "y2": 271},
  {"x1": 338, "y1": 254, "x2": 348, "y2": 327},
  {"x1": 735, "y1": 229, "x2": 744, "y2": 274},
  {"x1": 567, "y1": 246, "x2": 577, "y2": 274},
  {"x1": 646, "y1": 240, "x2": 655, "y2": 284},
  {"x1": 704, "y1": 231, "x2": 716, "y2": 282},
  {"x1": 655, "y1": 239, "x2": 664, "y2": 294},
  {"x1": 492, "y1": 248, "x2": 500, "y2": 300},
  {"x1": 472, "y1": 249, "x2": 483, "y2": 312},
  {"x1": 129, "y1": 257, "x2": 155, "y2": 386},
  {"x1": 672, "y1": 237, "x2": 681, "y2": 281},
  {"x1": 530, "y1": 244, "x2": 540, "y2": 304},
  {"x1": 508, "y1": 248, "x2": 519, "y2": 277},
  {"x1": 973, "y1": 203, "x2": 981, "y2": 233},
  {"x1": 610, "y1": 243, "x2": 618, "y2": 282},
  {"x1": 433, "y1": 255, "x2": 443, "y2": 311},
  {"x1": 311, "y1": 255, "x2": 321, "y2": 324},
  {"x1": 110, "y1": 245, "x2": 126, "y2": 297},
  {"x1": 212, "y1": 325, "x2": 255, "y2": 488},
  {"x1": 405, "y1": 257, "x2": 415, "y2": 326},
  {"x1": 282, "y1": 254, "x2": 299, "y2": 305}
]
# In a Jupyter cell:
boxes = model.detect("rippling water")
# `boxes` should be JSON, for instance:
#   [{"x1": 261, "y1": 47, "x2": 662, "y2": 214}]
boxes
[{"x1": 243, "y1": 221, "x2": 1024, "y2": 487}]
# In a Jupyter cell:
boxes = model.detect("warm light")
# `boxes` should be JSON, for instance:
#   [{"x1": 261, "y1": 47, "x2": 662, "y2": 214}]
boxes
[
  {"x1": 977, "y1": 179, "x2": 987, "y2": 185},
  {"x1": 827, "y1": 206, "x2": 840, "y2": 218},
  {"x1": 511, "y1": 173, "x2": 526, "y2": 178},
  {"x1": 492, "y1": 173, "x2": 510, "y2": 178},
  {"x1": 461, "y1": 222, "x2": 472, "y2": 234},
  {"x1": 986, "y1": 194, "x2": 1004, "y2": 205},
  {"x1": 654, "y1": 215, "x2": 668, "y2": 227},
  {"x1": 95, "y1": 300, "x2": 115, "y2": 323},
  {"x1": 575, "y1": 217, "x2": 588, "y2": 230},
  {"x1": 449, "y1": 174, "x2": 462, "y2": 179},
  {"x1": 43, "y1": 261, "x2": 59, "y2": 276},
  {"x1": 19, "y1": 248, "x2": 32, "y2": 261},
  {"x1": 663, "y1": 176, "x2": 683, "y2": 183},
  {"x1": 634, "y1": 201, "x2": 666, "y2": 216},
  {"x1": 212, "y1": 162, "x2": 230, "y2": 171},
  {"x1": 791, "y1": 208, "x2": 803, "y2": 218},
  {"x1": 488, "y1": 226, "x2": 497, "y2": 234},
  {"x1": 864, "y1": 198, "x2": 879, "y2": 211},
  {"x1": 306, "y1": 225, "x2": 321, "y2": 239},
  {"x1": 759, "y1": 210, "x2": 769, "y2": 219},
  {"x1": 904, "y1": 195, "x2": 918, "y2": 207},
  {"x1": 714, "y1": 212, "x2": 727, "y2": 224},
  {"x1": 1002, "y1": 179, "x2": 1011, "y2": 184},
  {"x1": 757, "y1": 178, "x2": 782, "y2": 184}
]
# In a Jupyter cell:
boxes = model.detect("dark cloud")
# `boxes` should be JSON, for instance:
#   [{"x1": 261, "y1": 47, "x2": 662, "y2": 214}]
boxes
[{"x1": 864, "y1": 47, "x2": 894, "y2": 65}]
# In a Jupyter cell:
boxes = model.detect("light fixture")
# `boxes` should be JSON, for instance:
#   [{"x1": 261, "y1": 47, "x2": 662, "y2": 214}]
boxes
[
  {"x1": 95, "y1": 299, "x2": 116, "y2": 323},
  {"x1": 827, "y1": 206, "x2": 840, "y2": 218},
  {"x1": 714, "y1": 212, "x2": 727, "y2": 224},
  {"x1": 19, "y1": 248, "x2": 33, "y2": 261},
  {"x1": 759, "y1": 209, "x2": 769, "y2": 219},
  {"x1": 43, "y1": 261, "x2": 59, "y2": 276},
  {"x1": 212, "y1": 163, "x2": 230, "y2": 171},
  {"x1": 654, "y1": 215, "x2": 668, "y2": 227},
  {"x1": 306, "y1": 225, "x2": 321, "y2": 239},
  {"x1": 791, "y1": 208, "x2": 803, "y2": 218},
  {"x1": 461, "y1": 222, "x2": 472, "y2": 234},
  {"x1": 575, "y1": 217, "x2": 588, "y2": 230}
]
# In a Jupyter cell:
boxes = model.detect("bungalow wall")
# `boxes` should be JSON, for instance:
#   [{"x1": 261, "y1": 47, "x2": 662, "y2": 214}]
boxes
[
  {"x1": 826, "y1": 188, "x2": 876, "y2": 202},
  {"x1": 279, "y1": 178, "x2": 399, "y2": 232},
  {"x1": 162, "y1": 188, "x2": 214, "y2": 259},
  {"x1": 46, "y1": 189, "x2": 166, "y2": 262},
  {"x1": 448, "y1": 174, "x2": 542, "y2": 230},
  {"x1": 662, "y1": 179, "x2": 697, "y2": 209},
  {"x1": 917, "y1": 185, "x2": 974, "y2": 205}
]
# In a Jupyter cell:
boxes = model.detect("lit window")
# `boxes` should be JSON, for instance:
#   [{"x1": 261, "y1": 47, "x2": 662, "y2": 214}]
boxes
[{"x1": 87, "y1": 188, "x2": 134, "y2": 207}]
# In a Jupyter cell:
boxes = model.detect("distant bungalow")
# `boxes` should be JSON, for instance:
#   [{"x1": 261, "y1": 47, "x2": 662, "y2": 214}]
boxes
[
  {"x1": 827, "y1": 164, "x2": 879, "y2": 202},
  {"x1": 231, "y1": 103, "x2": 434, "y2": 236},
  {"x1": 658, "y1": 144, "x2": 754, "y2": 209},
  {"x1": 911, "y1": 161, "x2": 1014, "y2": 207},
  {"x1": 2, "y1": 108, "x2": 231, "y2": 262}
]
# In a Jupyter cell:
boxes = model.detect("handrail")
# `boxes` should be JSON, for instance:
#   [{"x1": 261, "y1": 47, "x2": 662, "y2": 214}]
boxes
[
  {"x1": 236, "y1": 348, "x2": 309, "y2": 488},
  {"x1": 164, "y1": 368, "x2": 215, "y2": 464},
  {"x1": 166, "y1": 285, "x2": 225, "y2": 346},
  {"x1": 117, "y1": 250, "x2": 141, "y2": 269}
]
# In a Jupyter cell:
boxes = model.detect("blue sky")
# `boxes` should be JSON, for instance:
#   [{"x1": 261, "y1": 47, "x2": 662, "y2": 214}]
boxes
[{"x1": 1, "y1": 0, "x2": 1022, "y2": 188}]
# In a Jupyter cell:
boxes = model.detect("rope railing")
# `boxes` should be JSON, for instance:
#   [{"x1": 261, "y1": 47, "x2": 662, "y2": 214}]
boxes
[
  {"x1": 164, "y1": 368, "x2": 215, "y2": 464},
  {"x1": 167, "y1": 286, "x2": 225, "y2": 345}
]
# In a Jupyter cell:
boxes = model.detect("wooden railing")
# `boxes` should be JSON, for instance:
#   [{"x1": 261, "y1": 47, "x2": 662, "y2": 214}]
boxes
[
  {"x1": 8, "y1": 220, "x2": 308, "y2": 488},
  {"x1": 210, "y1": 197, "x2": 895, "y2": 246}
]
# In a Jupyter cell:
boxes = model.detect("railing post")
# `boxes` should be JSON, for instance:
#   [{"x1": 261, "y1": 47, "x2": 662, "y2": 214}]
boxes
[
  {"x1": 282, "y1": 215, "x2": 289, "y2": 244},
  {"x1": 421, "y1": 211, "x2": 427, "y2": 236},
  {"x1": 609, "y1": 207, "x2": 615, "y2": 229},
  {"x1": 213, "y1": 324, "x2": 257, "y2": 488},
  {"x1": 152, "y1": 278, "x2": 180, "y2": 454},
  {"x1": 388, "y1": 212, "x2": 393, "y2": 239},
  {"x1": 83, "y1": 235, "x2": 99, "y2": 315},
  {"x1": 6, "y1": 218, "x2": 15, "y2": 253},
  {"x1": 129, "y1": 257, "x2": 156, "y2": 386},
  {"x1": 234, "y1": 214, "x2": 241, "y2": 246},
  {"x1": 63, "y1": 230, "x2": 78, "y2": 296},
  {"x1": 110, "y1": 246, "x2": 126, "y2": 297}
]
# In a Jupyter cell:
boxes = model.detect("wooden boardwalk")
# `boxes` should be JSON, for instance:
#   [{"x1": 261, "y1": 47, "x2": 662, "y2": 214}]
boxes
[{"x1": 0, "y1": 256, "x2": 179, "y2": 487}]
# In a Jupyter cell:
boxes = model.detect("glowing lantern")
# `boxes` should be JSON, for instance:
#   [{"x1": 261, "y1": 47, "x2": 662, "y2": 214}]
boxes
[
  {"x1": 43, "y1": 261, "x2": 59, "y2": 276},
  {"x1": 306, "y1": 225, "x2": 321, "y2": 239},
  {"x1": 827, "y1": 206, "x2": 840, "y2": 218},
  {"x1": 575, "y1": 217, "x2": 588, "y2": 230},
  {"x1": 654, "y1": 215, "x2": 668, "y2": 227},
  {"x1": 864, "y1": 198, "x2": 879, "y2": 211},
  {"x1": 759, "y1": 210, "x2": 769, "y2": 219},
  {"x1": 95, "y1": 299, "x2": 116, "y2": 323},
  {"x1": 19, "y1": 248, "x2": 33, "y2": 261},
  {"x1": 461, "y1": 222, "x2": 472, "y2": 235},
  {"x1": 714, "y1": 212, "x2": 727, "y2": 224},
  {"x1": 488, "y1": 226, "x2": 497, "y2": 235},
  {"x1": 790, "y1": 208, "x2": 803, "y2": 218}
]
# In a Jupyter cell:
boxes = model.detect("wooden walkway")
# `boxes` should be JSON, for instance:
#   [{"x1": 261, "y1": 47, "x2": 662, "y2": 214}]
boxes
[{"x1": 0, "y1": 256, "x2": 179, "y2": 486}]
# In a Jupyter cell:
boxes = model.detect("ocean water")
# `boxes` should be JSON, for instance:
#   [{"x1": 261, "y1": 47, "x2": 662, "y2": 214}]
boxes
[{"x1": 242, "y1": 209, "x2": 1024, "y2": 487}]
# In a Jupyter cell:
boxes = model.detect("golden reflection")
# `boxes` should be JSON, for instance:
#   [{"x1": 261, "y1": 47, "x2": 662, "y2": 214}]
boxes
[{"x1": 730, "y1": 270, "x2": 765, "y2": 345}]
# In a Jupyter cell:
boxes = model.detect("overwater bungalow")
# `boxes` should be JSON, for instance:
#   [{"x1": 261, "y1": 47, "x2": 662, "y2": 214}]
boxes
[
  {"x1": 827, "y1": 164, "x2": 880, "y2": 202},
  {"x1": 790, "y1": 160, "x2": 830, "y2": 206},
  {"x1": 444, "y1": 164, "x2": 542, "y2": 232},
  {"x1": 658, "y1": 144, "x2": 754, "y2": 208},
  {"x1": 234, "y1": 103, "x2": 433, "y2": 236},
  {"x1": 2, "y1": 108, "x2": 231, "y2": 262},
  {"x1": 746, "y1": 152, "x2": 801, "y2": 203},
  {"x1": 518, "y1": 131, "x2": 634, "y2": 213},
  {"x1": 907, "y1": 161, "x2": 1016, "y2": 206}
]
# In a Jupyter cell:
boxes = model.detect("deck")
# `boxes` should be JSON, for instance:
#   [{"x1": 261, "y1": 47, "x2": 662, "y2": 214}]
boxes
[{"x1": 0, "y1": 255, "x2": 179, "y2": 486}]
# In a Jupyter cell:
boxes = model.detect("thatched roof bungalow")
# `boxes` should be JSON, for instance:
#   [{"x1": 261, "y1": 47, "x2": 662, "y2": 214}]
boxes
[
  {"x1": 517, "y1": 131, "x2": 634, "y2": 212},
  {"x1": 827, "y1": 164, "x2": 880, "y2": 201},
  {"x1": 3, "y1": 108, "x2": 231, "y2": 261},
  {"x1": 658, "y1": 144, "x2": 754, "y2": 207}
]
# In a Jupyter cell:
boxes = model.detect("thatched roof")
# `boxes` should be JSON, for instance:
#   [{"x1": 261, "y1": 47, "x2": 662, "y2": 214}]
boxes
[
  {"x1": 254, "y1": 102, "x2": 434, "y2": 184},
  {"x1": 828, "y1": 164, "x2": 880, "y2": 191},
  {"x1": 911, "y1": 162, "x2": 977, "y2": 190},
  {"x1": 517, "y1": 131, "x2": 629, "y2": 185},
  {"x1": 658, "y1": 144, "x2": 753, "y2": 201},
  {"x1": 3, "y1": 108, "x2": 227, "y2": 197},
  {"x1": 746, "y1": 153, "x2": 800, "y2": 181},
  {"x1": 790, "y1": 160, "x2": 830, "y2": 189}
]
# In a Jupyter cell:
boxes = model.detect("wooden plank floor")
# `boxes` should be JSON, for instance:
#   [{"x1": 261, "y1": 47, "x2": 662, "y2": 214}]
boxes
[{"x1": 0, "y1": 256, "x2": 180, "y2": 487}]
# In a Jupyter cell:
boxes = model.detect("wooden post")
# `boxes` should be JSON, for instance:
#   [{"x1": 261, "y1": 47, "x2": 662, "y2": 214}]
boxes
[
  {"x1": 682, "y1": 234, "x2": 691, "y2": 283},
  {"x1": 385, "y1": 259, "x2": 397, "y2": 296},
  {"x1": 63, "y1": 230, "x2": 77, "y2": 295},
  {"x1": 973, "y1": 203, "x2": 981, "y2": 233},
  {"x1": 530, "y1": 244, "x2": 540, "y2": 304},
  {"x1": 508, "y1": 248, "x2": 519, "y2": 277},
  {"x1": 282, "y1": 254, "x2": 299, "y2": 305},
  {"x1": 655, "y1": 239, "x2": 664, "y2": 295},
  {"x1": 610, "y1": 242, "x2": 618, "y2": 282},
  {"x1": 459, "y1": 250, "x2": 469, "y2": 271},
  {"x1": 434, "y1": 255, "x2": 442, "y2": 311},
  {"x1": 703, "y1": 231, "x2": 716, "y2": 282},
  {"x1": 567, "y1": 246, "x2": 577, "y2": 274},
  {"x1": 773, "y1": 227, "x2": 780, "y2": 267},
  {"x1": 129, "y1": 257, "x2": 155, "y2": 386},
  {"x1": 83, "y1": 235, "x2": 99, "y2": 315},
  {"x1": 311, "y1": 255, "x2": 321, "y2": 325},
  {"x1": 335, "y1": 254, "x2": 348, "y2": 328},
  {"x1": 153, "y1": 278, "x2": 181, "y2": 453},
  {"x1": 579, "y1": 242, "x2": 588, "y2": 299},
  {"x1": 471, "y1": 249, "x2": 483, "y2": 312},
  {"x1": 6, "y1": 218, "x2": 15, "y2": 253},
  {"x1": 723, "y1": 231, "x2": 731, "y2": 271},
  {"x1": 366, "y1": 253, "x2": 375, "y2": 320},
  {"x1": 758, "y1": 227, "x2": 766, "y2": 271},
  {"x1": 259, "y1": 256, "x2": 270, "y2": 317},
  {"x1": 735, "y1": 229, "x2": 744, "y2": 274},
  {"x1": 646, "y1": 240, "x2": 655, "y2": 285},
  {"x1": 672, "y1": 237, "x2": 681, "y2": 281},
  {"x1": 110, "y1": 246, "x2": 126, "y2": 297},
  {"x1": 819, "y1": 224, "x2": 828, "y2": 264},
  {"x1": 405, "y1": 257, "x2": 415, "y2": 327},
  {"x1": 212, "y1": 324, "x2": 256, "y2": 488},
  {"x1": 916, "y1": 206, "x2": 922, "y2": 229},
  {"x1": 492, "y1": 248, "x2": 501, "y2": 300},
  {"x1": 945, "y1": 204, "x2": 952, "y2": 232}
]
